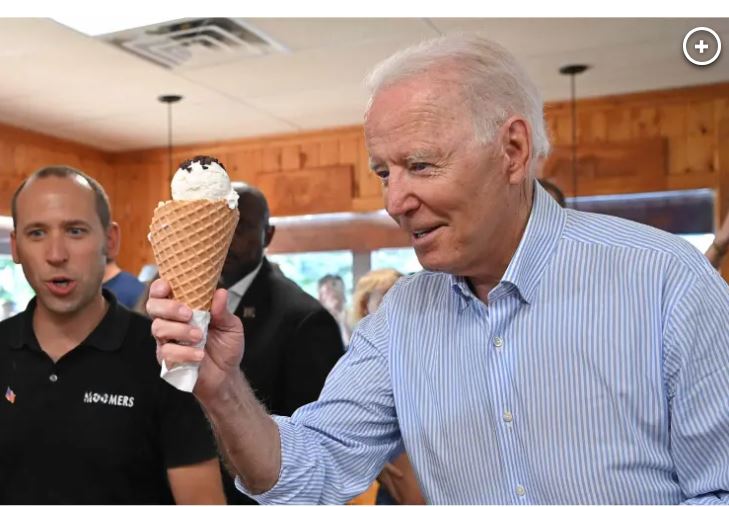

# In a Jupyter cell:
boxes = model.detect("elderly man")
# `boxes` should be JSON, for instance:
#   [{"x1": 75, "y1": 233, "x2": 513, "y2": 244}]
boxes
[{"x1": 149, "y1": 35, "x2": 729, "y2": 504}]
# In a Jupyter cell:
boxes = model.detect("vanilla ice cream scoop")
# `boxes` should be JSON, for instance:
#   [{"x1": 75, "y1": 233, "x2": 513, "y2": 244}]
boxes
[{"x1": 171, "y1": 156, "x2": 239, "y2": 209}]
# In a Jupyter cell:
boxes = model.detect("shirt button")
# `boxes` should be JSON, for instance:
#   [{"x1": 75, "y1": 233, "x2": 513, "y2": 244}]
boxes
[
  {"x1": 503, "y1": 409, "x2": 513, "y2": 423},
  {"x1": 49, "y1": 374, "x2": 58, "y2": 382},
  {"x1": 493, "y1": 336, "x2": 504, "y2": 348},
  {"x1": 516, "y1": 485, "x2": 526, "y2": 496}
]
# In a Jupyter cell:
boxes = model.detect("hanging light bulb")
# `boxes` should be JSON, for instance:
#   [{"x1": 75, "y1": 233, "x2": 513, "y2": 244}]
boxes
[
  {"x1": 158, "y1": 94, "x2": 183, "y2": 175},
  {"x1": 558, "y1": 64, "x2": 589, "y2": 210}
]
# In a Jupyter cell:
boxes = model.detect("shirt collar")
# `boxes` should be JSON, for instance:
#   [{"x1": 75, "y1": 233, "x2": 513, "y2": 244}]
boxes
[
  {"x1": 10, "y1": 289, "x2": 130, "y2": 352},
  {"x1": 450, "y1": 180, "x2": 566, "y2": 305},
  {"x1": 228, "y1": 260, "x2": 264, "y2": 299}
]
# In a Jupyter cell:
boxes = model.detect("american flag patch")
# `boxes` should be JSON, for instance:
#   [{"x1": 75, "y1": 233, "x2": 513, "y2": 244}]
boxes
[{"x1": 5, "y1": 387, "x2": 15, "y2": 404}]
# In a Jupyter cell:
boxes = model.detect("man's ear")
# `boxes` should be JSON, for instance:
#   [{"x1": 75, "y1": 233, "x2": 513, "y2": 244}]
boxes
[
  {"x1": 500, "y1": 115, "x2": 533, "y2": 185},
  {"x1": 10, "y1": 230, "x2": 19, "y2": 264},
  {"x1": 263, "y1": 224, "x2": 276, "y2": 248},
  {"x1": 105, "y1": 222, "x2": 121, "y2": 260}
]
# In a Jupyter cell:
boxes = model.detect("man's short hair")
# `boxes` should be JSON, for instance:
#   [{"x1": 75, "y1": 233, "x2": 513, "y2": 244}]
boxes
[
  {"x1": 365, "y1": 34, "x2": 551, "y2": 167},
  {"x1": 11, "y1": 165, "x2": 111, "y2": 230},
  {"x1": 318, "y1": 274, "x2": 345, "y2": 290}
]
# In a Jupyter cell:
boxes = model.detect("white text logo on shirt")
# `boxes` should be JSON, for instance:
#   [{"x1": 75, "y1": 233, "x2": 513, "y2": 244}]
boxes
[{"x1": 83, "y1": 391, "x2": 135, "y2": 408}]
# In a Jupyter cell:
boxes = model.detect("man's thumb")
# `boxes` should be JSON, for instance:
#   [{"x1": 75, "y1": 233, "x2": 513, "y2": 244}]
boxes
[{"x1": 209, "y1": 288, "x2": 239, "y2": 331}]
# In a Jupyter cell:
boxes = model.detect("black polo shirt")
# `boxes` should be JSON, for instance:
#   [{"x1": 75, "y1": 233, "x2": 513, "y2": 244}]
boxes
[{"x1": 0, "y1": 290, "x2": 217, "y2": 504}]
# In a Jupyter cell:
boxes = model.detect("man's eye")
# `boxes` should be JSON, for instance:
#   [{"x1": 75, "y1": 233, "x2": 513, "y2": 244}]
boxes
[
  {"x1": 375, "y1": 169, "x2": 390, "y2": 180},
  {"x1": 411, "y1": 162, "x2": 431, "y2": 171},
  {"x1": 68, "y1": 227, "x2": 86, "y2": 236},
  {"x1": 27, "y1": 229, "x2": 44, "y2": 238}
]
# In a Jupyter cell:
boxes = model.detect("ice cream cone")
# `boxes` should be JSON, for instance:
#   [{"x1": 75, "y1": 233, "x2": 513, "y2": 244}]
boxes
[{"x1": 149, "y1": 199, "x2": 239, "y2": 311}]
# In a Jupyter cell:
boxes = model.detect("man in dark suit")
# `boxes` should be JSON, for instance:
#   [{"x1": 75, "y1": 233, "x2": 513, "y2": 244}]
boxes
[{"x1": 219, "y1": 185, "x2": 344, "y2": 504}]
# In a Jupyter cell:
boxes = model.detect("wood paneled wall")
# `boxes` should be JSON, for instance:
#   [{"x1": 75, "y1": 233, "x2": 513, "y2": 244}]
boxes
[
  {"x1": 542, "y1": 82, "x2": 729, "y2": 195},
  {"x1": 107, "y1": 126, "x2": 380, "y2": 271},
  {"x1": 1, "y1": 82, "x2": 729, "y2": 281},
  {"x1": 0, "y1": 123, "x2": 113, "y2": 216}
]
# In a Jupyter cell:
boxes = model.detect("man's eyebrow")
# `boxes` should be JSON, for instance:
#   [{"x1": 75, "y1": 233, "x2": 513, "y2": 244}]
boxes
[
  {"x1": 369, "y1": 158, "x2": 383, "y2": 170},
  {"x1": 406, "y1": 149, "x2": 437, "y2": 162},
  {"x1": 61, "y1": 220, "x2": 92, "y2": 227},
  {"x1": 22, "y1": 221, "x2": 46, "y2": 232},
  {"x1": 22, "y1": 219, "x2": 92, "y2": 232}
]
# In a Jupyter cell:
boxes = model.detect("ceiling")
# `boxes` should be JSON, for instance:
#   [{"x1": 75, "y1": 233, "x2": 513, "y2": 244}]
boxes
[{"x1": 0, "y1": 17, "x2": 727, "y2": 152}]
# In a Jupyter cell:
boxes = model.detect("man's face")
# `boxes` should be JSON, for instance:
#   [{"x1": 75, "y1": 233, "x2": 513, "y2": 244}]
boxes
[
  {"x1": 11, "y1": 176, "x2": 112, "y2": 317},
  {"x1": 221, "y1": 193, "x2": 268, "y2": 286},
  {"x1": 364, "y1": 76, "x2": 518, "y2": 278},
  {"x1": 319, "y1": 281, "x2": 345, "y2": 314}
]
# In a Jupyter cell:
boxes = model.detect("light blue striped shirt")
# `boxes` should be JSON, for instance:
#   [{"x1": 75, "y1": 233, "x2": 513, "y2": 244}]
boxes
[{"x1": 242, "y1": 183, "x2": 729, "y2": 504}]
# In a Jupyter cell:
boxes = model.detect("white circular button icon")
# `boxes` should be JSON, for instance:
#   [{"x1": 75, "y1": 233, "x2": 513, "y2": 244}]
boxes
[{"x1": 683, "y1": 27, "x2": 721, "y2": 66}]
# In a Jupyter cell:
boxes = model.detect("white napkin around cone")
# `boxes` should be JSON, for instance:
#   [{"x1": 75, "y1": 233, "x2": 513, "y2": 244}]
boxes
[{"x1": 160, "y1": 310, "x2": 210, "y2": 392}]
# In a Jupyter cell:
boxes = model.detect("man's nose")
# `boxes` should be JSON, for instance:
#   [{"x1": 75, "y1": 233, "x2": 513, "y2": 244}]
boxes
[
  {"x1": 384, "y1": 170, "x2": 419, "y2": 219},
  {"x1": 46, "y1": 233, "x2": 69, "y2": 265}
]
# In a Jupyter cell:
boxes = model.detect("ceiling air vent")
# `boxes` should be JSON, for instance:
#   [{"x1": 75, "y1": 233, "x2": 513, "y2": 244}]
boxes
[{"x1": 102, "y1": 18, "x2": 289, "y2": 69}]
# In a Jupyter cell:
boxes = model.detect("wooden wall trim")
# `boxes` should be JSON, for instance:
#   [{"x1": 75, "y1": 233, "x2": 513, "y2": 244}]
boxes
[
  {"x1": 2, "y1": 82, "x2": 729, "y2": 278},
  {"x1": 545, "y1": 82, "x2": 729, "y2": 112}
]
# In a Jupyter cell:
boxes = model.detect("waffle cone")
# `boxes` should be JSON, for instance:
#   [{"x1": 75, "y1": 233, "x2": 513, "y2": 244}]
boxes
[{"x1": 149, "y1": 199, "x2": 239, "y2": 311}]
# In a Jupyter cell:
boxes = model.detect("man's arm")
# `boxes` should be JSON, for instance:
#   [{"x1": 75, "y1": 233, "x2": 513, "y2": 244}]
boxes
[
  {"x1": 150, "y1": 281, "x2": 282, "y2": 494},
  {"x1": 167, "y1": 458, "x2": 227, "y2": 504},
  {"x1": 205, "y1": 369, "x2": 282, "y2": 494},
  {"x1": 705, "y1": 209, "x2": 729, "y2": 269},
  {"x1": 664, "y1": 270, "x2": 729, "y2": 504},
  {"x1": 149, "y1": 280, "x2": 400, "y2": 504}
]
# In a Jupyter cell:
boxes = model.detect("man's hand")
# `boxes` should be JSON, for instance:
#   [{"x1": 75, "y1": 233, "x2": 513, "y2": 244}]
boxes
[
  {"x1": 715, "y1": 210, "x2": 729, "y2": 251},
  {"x1": 377, "y1": 452, "x2": 425, "y2": 505},
  {"x1": 147, "y1": 279, "x2": 245, "y2": 401}
]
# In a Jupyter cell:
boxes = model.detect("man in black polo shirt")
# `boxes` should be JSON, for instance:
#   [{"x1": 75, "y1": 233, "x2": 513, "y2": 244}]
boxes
[{"x1": 0, "y1": 166, "x2": 225, "y2": 504}]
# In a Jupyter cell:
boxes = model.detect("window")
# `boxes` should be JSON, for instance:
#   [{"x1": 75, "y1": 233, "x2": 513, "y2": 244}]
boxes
[
  {"x1": 0, "y1": 256, "x2": 34, "y2": 320},
  {"x1": 371, "y1": 247, "x2": 422, "y2": 275},
  {"x1": 268, "y1": 250, "x2": 353, "y2": 299}
]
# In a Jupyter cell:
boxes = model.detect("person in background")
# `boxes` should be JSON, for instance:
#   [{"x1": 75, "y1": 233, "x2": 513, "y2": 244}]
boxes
[
  {"x1": 349, "y1": 268, "x2": 425, "y2": 506},
  {"x1": 218, "y1": 184, "x2": 345, "y2": 504},
  {"x1": 537, "y1": 178, "x2": 566, "y2": 208},
  {"x1": 318, "y1": 274, "x2": 351, "y2": 348},
  {"x1": 103, "y1": 255, "x2": 145, "y2": 308},
  {"x1": 149, "y1": 34, "x2": 729, "y2": 504},
  {"x1": 706, "y1": 208, "x2": 729, "y2": 269},
  {"x1": 1, "y1": 165, "x2": 224, "y2": 504}
]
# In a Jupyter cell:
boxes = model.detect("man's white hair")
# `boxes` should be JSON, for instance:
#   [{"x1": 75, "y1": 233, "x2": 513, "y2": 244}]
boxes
[{"x1": 365, "y1": 33, "x2": 551, "y2": 162}]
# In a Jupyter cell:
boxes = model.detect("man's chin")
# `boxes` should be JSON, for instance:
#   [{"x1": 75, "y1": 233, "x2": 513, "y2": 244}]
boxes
[
  {"x1": 414, "y1": 252, "x2": 448, "y2": 273},
  {"x1": 38, "y1": 298, "x2": 81, "y2": 316}
]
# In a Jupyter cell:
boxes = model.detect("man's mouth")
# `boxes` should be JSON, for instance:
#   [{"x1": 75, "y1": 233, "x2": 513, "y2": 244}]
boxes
[
  {"x1": 412, "y1": 225, "x2": 442, "y2": 240},
  {"x1": 46, "y1": 277, "x2": 77, "y2": 295}
]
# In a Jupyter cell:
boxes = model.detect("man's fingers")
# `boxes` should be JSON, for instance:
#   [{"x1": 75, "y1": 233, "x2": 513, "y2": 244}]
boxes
[
  {"x1": 210, "y1": 288, "x2": 242, "y2": 332},
  {"x1": 158, "y1": 342, "x2": 205, "y2": 365},
  {"x1": 151, "y1": 318, "x2": 204, "y2": 345},
  {"x1": 146, "y1": 297, "x2": 193, "y2": 323},
  {"x1": 149, "y1": 278, "x2": 172, "y2": 298},
  {"x1": 145, "y1": 278, "x2": 193, "y2": 323},
  {"x1": 384, "y1": 463, "x2": 404, "y2": 478}
]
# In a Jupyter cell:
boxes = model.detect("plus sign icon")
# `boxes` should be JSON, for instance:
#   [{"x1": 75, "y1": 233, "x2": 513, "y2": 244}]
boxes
[{"x1": 683, "y1": 27, "x2": 722, "y2": 66}]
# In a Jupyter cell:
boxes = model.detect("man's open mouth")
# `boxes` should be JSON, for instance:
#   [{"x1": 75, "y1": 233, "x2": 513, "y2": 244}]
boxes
[{"x1": 413, "y1": 226, "x2": 441, "y2": 239}]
